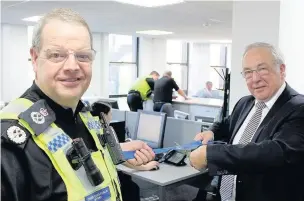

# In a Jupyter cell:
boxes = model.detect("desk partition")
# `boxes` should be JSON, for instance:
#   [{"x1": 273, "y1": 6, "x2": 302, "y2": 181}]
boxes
[
  {"x1": 121, "y1": 110, "x2": 213, "y2": 147},
  {"x1": 163, "y1": 117, "x2": 209, "y2": 147},
  {"x1": 125, "y1": 111, "x2": 138, "y2": 139},
  {"x1": 111, "y1": 109, "x2": 126, "y2": 122}
]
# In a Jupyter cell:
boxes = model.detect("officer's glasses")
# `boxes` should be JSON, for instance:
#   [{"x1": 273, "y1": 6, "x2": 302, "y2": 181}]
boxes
[
  {"x1": 41, "y1": 48, "x2": 96, "y2": 64},
  {"x1": 241, "y1": 66, "x2": 270, "y2": 80}
]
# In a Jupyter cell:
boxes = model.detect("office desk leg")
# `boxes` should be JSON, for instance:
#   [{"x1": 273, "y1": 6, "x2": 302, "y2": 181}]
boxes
[{"x1": 158, "y1": 186, "x2": 166, "y2": 201}]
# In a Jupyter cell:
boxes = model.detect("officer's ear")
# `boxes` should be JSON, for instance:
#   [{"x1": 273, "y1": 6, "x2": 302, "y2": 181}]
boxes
[{"x1": 30, "y1": 47, "x2": 39, "y2": 73}]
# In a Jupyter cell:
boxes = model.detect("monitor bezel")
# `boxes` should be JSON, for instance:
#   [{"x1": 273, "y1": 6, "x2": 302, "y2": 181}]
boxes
[{"x1": 133, "y1": 110, "x2": 167, "y2": 148}]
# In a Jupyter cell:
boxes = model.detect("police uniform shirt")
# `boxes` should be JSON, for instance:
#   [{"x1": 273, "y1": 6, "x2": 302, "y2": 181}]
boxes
[
  {"x1": 145, "y1": 78, "x2": 155, "y2": 90},
  {"x1": 1, "y1": 82, "x2": 97, "y2": 201},
  {"x1": 153, "y1": 76, "x2": 179, "y2": 103}
]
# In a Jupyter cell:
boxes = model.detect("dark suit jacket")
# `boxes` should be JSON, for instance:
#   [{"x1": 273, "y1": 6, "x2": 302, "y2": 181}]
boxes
[{"x1": 207, "y1": 84, "x2": 304, "y2": 201}]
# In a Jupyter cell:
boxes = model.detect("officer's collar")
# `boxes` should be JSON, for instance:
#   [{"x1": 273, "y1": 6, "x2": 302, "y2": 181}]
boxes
[{"x1": 29, "y1": 82, "x2": 86, "y2": 117}]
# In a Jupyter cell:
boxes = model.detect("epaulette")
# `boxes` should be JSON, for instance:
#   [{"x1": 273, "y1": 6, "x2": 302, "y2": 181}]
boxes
[{"x1": 18, "y1": 99, "x2": 56, "y2": 136}]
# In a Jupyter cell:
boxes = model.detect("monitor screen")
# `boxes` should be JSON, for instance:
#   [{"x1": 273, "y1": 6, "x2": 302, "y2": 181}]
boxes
[{"x1": 135, "y1": 110, "x2": 167, "y2": 148}]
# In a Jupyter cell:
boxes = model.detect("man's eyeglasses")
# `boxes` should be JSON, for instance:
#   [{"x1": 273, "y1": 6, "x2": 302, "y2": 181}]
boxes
[
  {"x1": 41, "y1": 48, "x2": 96, "y2": 63},
  {"x1": 241, "y1": 67, "x2": 270, "y2": 79}
]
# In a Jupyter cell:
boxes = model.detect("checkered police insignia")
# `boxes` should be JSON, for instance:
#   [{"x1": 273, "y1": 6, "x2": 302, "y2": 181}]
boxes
[
  {"x1": 88, "y1": 120, "x2": 102, "y2": 130},
  {"x1": 47, "y1": 133, "x2": 70, "y2": 153},
  {"x1": 7, "y1": 126, "x2": 27, "y2": 144}
]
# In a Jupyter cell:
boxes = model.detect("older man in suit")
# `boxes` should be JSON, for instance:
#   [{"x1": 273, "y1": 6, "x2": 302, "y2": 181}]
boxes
[{"x1": 190, "y1": 42, "x2": 304, "y2": 201}]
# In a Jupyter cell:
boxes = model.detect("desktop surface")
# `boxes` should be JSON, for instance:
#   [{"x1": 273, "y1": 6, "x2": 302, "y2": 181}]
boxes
[
  {"x1": 173, "y1": 97, "x2": 223, "y2": 108},
  {"x1": 117, "y1": 159, "x2": 207, "y2": 186}
]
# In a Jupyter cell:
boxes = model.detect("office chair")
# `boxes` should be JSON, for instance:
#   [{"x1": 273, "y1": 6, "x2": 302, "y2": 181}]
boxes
[{"x1": 160, "y1": 103, "x2": 174, "y2": 117}]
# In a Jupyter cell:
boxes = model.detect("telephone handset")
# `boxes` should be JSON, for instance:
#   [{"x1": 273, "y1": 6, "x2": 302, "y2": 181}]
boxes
[{"x1": 163, "y1": 150, "x2": 187, "y2": 166}]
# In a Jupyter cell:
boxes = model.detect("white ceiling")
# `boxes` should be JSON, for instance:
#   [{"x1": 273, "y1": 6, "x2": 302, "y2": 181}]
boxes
[{"x1": 1, "y1": 0, "x2": 233, "y2": 41}]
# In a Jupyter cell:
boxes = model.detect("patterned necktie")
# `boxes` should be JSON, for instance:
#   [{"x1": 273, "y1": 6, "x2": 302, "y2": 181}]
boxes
[{"x1": 220, "y1": 101, "x2": 266, "y2": 201}]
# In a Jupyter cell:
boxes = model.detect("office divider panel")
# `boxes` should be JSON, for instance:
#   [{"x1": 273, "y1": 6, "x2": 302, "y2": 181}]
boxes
[
  {"x1": 125, "y1": 111, "x2": 138, "y2": 139},
  {"x1": 163, "y1": 117, "x2": 206, "y2": 147},
  {"x1": 111, "y1": 109, "x2": 126, "y2": 122}
]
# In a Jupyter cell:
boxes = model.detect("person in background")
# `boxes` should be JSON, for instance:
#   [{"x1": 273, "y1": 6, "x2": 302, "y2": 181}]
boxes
[
  {"x1": 194, "y1": 81, "x2": 220, "y2": 99},
  {"x1": 127, "y1": 71, "x2": 160, "y2": 112},
  {"x1": 91, "y1": 101, "x2": 160, "y2": 201},
  {"x1": 153, "y1": 70, "x2": 188, "y2": 112},
  {"x1": 1, "y1": 8, "x2": 154, "y2": 201},
  {"x1": 190, "y1": 42, "x2": 304, "y2": 201}
]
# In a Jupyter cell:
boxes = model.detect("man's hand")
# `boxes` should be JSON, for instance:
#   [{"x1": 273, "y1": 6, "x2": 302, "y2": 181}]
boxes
[
  {"x1": 120, "y1": 140, "x2": 155, "y2": 166},
  {"x1": 189, "y1": 145, "x2": 207, "y2": 170},
  {"x1": 194, "y1": 131, "x2": 214, "y2": 144}
]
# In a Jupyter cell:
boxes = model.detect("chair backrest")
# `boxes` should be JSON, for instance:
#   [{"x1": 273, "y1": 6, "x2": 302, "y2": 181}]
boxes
[{"x1": 160, "y1": 103, "x2": 174, "y2": 117}]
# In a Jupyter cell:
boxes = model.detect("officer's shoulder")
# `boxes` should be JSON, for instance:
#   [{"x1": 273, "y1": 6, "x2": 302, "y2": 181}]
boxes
[{"x1": 1, "y1": 120, "x2": 31, "y2": 149}]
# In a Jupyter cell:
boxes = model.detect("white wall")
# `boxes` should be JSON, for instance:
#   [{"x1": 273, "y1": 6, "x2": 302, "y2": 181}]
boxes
[
  {"x1": 138, "y1": 37, "x2": 167, "y2": 77},
  {"x1": 188, "y1": 43, "x2": 211, "y2": 95},
  {"x1": 84, "y1": 32, "x2": 110, "y2": 98},
  {"x1": 1, "y1": 24, "x2": 32, "y2": 102},
  {"x1": 279, "y1": 0, "x2": 304, "y2": 94},
  {"x1": 230, "y1": 1, "x2": 281, "y2": 111}
]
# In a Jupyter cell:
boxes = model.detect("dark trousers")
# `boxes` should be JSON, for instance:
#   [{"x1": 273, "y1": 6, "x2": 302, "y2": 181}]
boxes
[
  {"x1": 127, "y1": 92, "x2": 143, "y2": 112},
  {"x1": 118, "y1": 171, "x2": 140, "y2": 201},
  {"x1": 153, "y1": 102, "x2": 166, "y2": 112},
  {"x1": 192, "y1": 174, "x2": 220, "y2": 201}
]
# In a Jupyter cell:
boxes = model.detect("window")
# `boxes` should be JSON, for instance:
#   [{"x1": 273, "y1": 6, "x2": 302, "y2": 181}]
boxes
[
  {"x1": 209, "y1": 44, "x2": 230, "y2": 90},
  {"x1": 109, "y1": 34, "x2": 138, "y2": 96},
  {"x1": 166, "y1": 40, "x2": 189, "y2": 91},
  {"x1": 187, "y1": 42, "x2": 231, "y2": 96}
]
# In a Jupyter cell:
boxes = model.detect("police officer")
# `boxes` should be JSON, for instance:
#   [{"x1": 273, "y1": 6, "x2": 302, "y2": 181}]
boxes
[
  {"x1": 1, "y1": 8, "x2": 154, "y2": 201},
  {"x1": 127, "y1": 71, "x2": 159, "y2": 111}
]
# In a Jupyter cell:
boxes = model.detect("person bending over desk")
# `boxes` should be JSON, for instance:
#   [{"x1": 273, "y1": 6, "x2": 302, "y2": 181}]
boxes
[
  {"x1": 190, "y1": 42, "x2": 304, "y2": 201},
  {"x1": 127, "y1": 71, "x2": 160, "y2": 112},
  {"x1": 153, "y1": 70, "x2": 188, "y2": 112}
]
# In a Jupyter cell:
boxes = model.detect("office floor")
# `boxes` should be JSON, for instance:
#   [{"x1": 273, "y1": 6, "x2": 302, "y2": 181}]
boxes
[{"x1": 137, "y1": 179, "x2": 199, "y2": 201}]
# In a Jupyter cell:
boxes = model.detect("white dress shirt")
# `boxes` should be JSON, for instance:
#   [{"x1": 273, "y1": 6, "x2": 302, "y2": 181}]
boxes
[{"x1": 230, "y1": 82, "x2": 286, "y2": 201}]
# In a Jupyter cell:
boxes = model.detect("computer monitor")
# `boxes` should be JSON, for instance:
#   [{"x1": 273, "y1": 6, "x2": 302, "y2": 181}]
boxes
[
  {"x1": 110, "y1": 120, "x2": 126, "y2": 143},
  {"x1": 133, "y1": 110, "x2": 167, "y2": 148}
]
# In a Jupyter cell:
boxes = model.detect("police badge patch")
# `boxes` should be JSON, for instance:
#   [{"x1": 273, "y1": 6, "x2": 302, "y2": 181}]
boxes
[{"x1": 6, "y1": 126, "x2": 27, "y2": 144}]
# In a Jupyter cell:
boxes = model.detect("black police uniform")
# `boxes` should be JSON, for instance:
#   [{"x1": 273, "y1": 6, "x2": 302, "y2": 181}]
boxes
[
  {"x1": 153, "y1": 76, "x2": 180, "y2": 112},
  {"x1": 1, "y1": 82, "x2": 139, "y2": 201}
]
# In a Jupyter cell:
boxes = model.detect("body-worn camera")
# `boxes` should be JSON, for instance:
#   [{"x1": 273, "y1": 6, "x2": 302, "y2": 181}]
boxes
[
  {"x1": 98, "y1": 112, "x2": 126, "y2": 165},
  {"x1": 67, "y1": 138, "x2": 104, "y2": 186}
]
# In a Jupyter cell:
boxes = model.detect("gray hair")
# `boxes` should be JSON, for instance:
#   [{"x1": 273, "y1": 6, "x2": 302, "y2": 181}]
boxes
[
  {"x1": 206, "y1": 81, "x2": 212, "y2": 85},
  {"x1": 32, "y1": 8, "x2": 93, "y2": 51},
  {"x1": 163, "y1": 70, "x2": 172, "y2": 77},
  {"x1": 243, "y1": 42, "x2": 285, "y2": 66}
]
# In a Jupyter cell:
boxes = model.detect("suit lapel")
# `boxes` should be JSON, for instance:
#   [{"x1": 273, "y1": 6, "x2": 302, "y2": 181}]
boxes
[
  {"x1": 251, "y1": 84, "x2": 295, "y2": 142},
  {"x1": 230, "y1": 99, "x2": 255, "y2": 143}
]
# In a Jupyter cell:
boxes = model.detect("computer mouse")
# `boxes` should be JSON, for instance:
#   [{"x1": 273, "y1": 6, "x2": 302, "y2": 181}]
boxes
[{"x1": 150, "y1": 166, "x2": 160, "y2": 171}]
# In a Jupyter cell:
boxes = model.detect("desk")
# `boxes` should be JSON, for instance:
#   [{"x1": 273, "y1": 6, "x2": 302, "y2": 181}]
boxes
[
  {"x1": 172, "y1": 98, "x2": 223, "y2": 121},
  {"x1": 117, "y1": 160, "x2": 207, "y2": 201}
]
